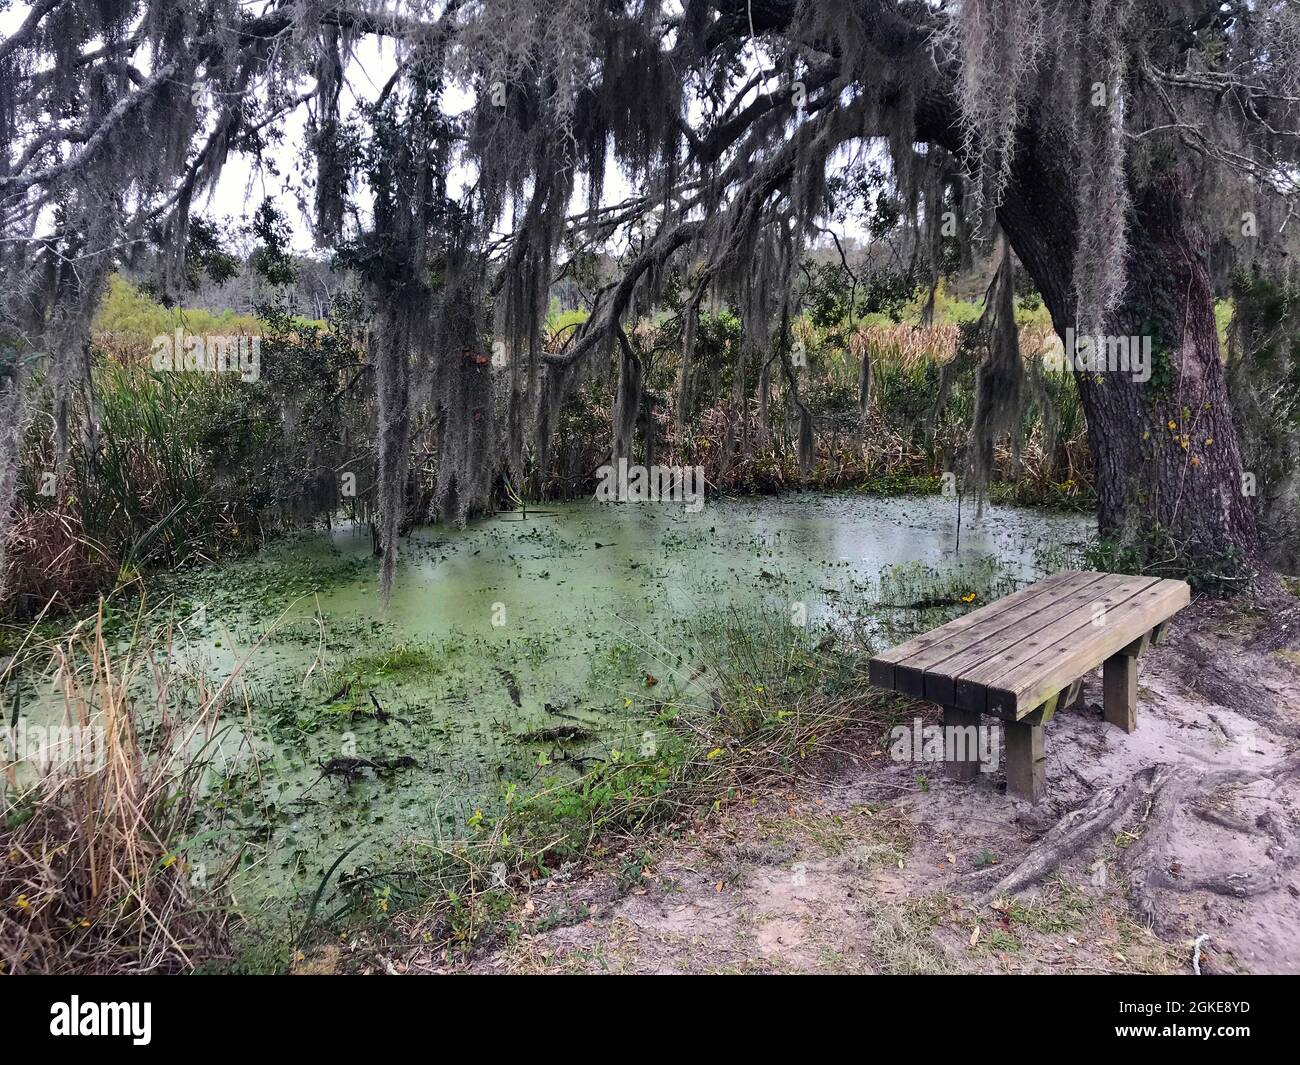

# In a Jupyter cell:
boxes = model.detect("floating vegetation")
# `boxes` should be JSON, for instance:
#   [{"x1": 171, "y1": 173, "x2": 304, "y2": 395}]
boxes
[{"x1": 5, "y1": 493, "x2": 1090, "y2": 966}]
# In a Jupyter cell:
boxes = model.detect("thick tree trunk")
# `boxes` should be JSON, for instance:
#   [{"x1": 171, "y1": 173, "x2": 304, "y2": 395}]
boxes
[
  {"x1": 1079, "y1": 177, "x2": 1258, "y2": 568},
  {"x1": 995, "y1": 127, "x2": 1261, "y2": 576},
  {"x1": 745, "y1": 0, "x2": 1264, "y2": 578}
]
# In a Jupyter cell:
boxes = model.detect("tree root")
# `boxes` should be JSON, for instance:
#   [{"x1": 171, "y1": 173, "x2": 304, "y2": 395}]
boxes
[
  {"x1": 1123, "y1": 755, "x2": 1300, "y2": 926},
  {"x1": 1246, "y1": 596, "x2": 1300, "y2": 653},
  {"x1": 971, "y1": 766, "x2": 1171, "y2": 906},
  {"x1": 970, "y1": 756, "x2": 1300, "y2": 927},
  {"x1": 1179, "y1": 638, "x2": 1297, "y2": 737}
]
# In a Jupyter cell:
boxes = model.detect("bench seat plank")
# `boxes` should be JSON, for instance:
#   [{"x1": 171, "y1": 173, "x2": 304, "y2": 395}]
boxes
[
  {"x1": 914, "y1": 571, "x2": 1124, "y2": 705},
  {"x1": 980, "y1": 576, "x2": 1190, "y2": 718},
  {"x1": 953, "y1": 572, "x2": 1162, "y2": 714},
  {"x1": 869, "y1": 570, "x2": 1190, "y2": 719},
  {"x1": 867, "y1": 570, "x2": 1081, "y2": 690}
]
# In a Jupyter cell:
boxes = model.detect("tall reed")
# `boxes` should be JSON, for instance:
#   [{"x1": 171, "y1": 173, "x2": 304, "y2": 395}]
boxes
[{"x1": 0, "y1": 609, "x2": 233, "y2": 973}]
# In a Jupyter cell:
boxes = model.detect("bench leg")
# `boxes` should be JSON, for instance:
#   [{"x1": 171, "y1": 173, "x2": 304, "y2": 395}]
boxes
[
  {"x1": 1005, "y1": 719, "x2": 1046, "y2": 803},
  {"x1": 1103, "y1": 652, "x2": 1137, "y2": 733},
  {"x1": 942, "y1": 705, "x2": 981, "y2": 781}
]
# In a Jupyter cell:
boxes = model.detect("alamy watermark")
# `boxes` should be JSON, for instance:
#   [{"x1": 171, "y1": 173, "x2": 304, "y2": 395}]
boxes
[
  {"x1": 151, "y1": 328, "x2": 260, "y2": 382},
  {"x1": 3, "y1": 717, "x2": 105, "y2": 773},
  {"x1": 594, "y1": 459, "x2": 705, "y2": 512},
  {"x1": 1044, "y1": 327, "x2": 1151, "y2": 383},
  {"x1": 50, "y1": 997, "x2": 151, "y2": 1045},
  {"x1": 889, "y1": 716, "x2": 1001, "y2": 774}
]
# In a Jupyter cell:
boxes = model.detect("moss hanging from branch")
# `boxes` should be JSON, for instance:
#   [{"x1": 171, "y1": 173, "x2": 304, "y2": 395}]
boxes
[
  {"x1": 942, "y1": 0, "x2": 1048, "y2": 218},
  {"x1": 1070, "y1": 0, "x2": 1134, "y2": 332},
  {"x1": 431, "y1": 256, "x2": 496, "y2": 526},
  {"x1": 611, "y1": 325, "x2": 643, "y2": 469},
  {"x1": 926, "y1": 230, "x2": 1041, "y2": 508},
  {"x1": 345, "y1": 57, "x2": 459, "y2": 602},
  {"x1": 857, "y1": 339, "x2": 872, "y2": 417},
  {"x1": 968, "y1": 230, "x2": 1024, "y2": 505},
  {"x1": 676, "y1": 276, "x2": 708, "y2": 442}
]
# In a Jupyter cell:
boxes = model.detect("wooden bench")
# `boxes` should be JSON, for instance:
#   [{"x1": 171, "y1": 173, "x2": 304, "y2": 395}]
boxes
[{"x1": 867, "y1": 570, "x2": 1190, "y2": 802}]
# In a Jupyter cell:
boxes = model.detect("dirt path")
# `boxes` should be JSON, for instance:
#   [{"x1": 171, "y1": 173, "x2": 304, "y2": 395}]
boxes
[{"x1": 395, "y1": 599, "x2": 1300, "y2": 975}]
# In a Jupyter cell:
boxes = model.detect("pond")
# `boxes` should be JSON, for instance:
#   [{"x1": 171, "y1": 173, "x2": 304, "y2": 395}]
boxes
[{"x1": 18, "y1": 492, "x2": 1095, "y2": 918}]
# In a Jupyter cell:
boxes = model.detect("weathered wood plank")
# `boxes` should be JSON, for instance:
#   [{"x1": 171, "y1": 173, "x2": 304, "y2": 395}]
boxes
[
  {"x1": 943, "y1": 705, "x2": 981, "y2": 780},
  {"x1": 1119, "y1": 630, "x2": 1151, "y2": 657},
  {"x1": 979, "y1": 577, "x2": 1190, "y2": 718},
  {"x1": 867, "y1": 570, "x2": 1080, "y2": 690},
  {"x1": 1103, "y1": 653, "x2": 1138, "y2": 732},
  {"x1": 951, "y1": 573, "x2": 1159, "y2": 713},
  {"x1": 911, "y1": 571, "x2": 1119, "y2": 704},
  {"x1": 1004, "y1": 719, "x2": 1046, "y2": 802}
]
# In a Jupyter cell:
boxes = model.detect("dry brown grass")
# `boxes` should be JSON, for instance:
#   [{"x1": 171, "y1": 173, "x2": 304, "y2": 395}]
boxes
[
  {"x1": 1, "y1": 610, "x2": 233, "y2": 973},
  {"x1": 849, "y1": 320, "x2": 962, "y2": 367},
  {"x1": 1, "y1": 508, "x2": 119, "y2": 619}
]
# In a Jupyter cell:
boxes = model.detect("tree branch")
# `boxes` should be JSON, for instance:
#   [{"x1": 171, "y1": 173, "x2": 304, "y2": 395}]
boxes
[{"x1": 0, "y1": 0, "x2": 65, "y2": 67}]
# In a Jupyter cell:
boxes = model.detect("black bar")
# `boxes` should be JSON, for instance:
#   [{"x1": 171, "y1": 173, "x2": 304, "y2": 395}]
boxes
[{"x1": 0, "y1": 974, "x2": 1289, "y2": 1051}]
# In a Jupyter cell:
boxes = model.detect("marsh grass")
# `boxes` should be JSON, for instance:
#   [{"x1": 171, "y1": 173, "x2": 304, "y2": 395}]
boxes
[
  {"x1": 670, "y1": 321, "x2": 1091, "y2": 509},
  {"x1": 4, "y1": 361, "x2": 256, "y2": 616},
  {"x1": 0, "y1": 608, "x2": 237, "y2": 973},
  {"x1": 82, "y1": 363, "x2": 239, "y2": 568},
  {"x1": 875, "y1": 558, "x2": 1021, "y2": 610}
]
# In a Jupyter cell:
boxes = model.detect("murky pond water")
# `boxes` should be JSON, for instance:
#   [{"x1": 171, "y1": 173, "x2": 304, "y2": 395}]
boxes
[{"x1": 17, "y1": 493, "x2": 1095, "y2": 917}]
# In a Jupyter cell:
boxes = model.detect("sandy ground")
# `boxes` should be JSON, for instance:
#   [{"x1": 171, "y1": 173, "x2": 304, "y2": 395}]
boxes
[{"x1": 378, "y1": 598, "x2": 1300, "y2": 975}]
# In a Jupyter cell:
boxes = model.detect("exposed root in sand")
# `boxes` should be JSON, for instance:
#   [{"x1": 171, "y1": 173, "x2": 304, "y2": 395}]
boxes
[
  {"x1": 971, "y1": 766, "x2": 1172, "y2": 906},
  {"x1": 974, "y1": 754, "x2": 1300, "y2": 936},
  {"x1": 1123, "y1": 755, "x2": 1300, "y2": 926}
]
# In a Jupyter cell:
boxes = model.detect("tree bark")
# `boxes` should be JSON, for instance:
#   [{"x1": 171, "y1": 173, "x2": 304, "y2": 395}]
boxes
[
  {"x1": 993, "y1": 120, "x2": 1261, "y2": 575},
  {"x1": 1083, "y1": 176, "x2": 1257, "y2": 569}
]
